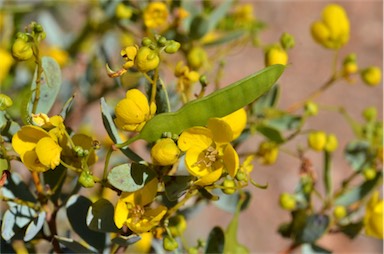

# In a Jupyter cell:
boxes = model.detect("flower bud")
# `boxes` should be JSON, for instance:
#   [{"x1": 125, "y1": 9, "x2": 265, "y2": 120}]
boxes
[
  {"x1": 0, "y1": 93, "x2": 13, "y2": 110},
  {"x1": 164, "y1": 40, "x2": 181, "y2": 54},
  {"x1": 157, "y1": 36, "x2": 167, "y2": 46},
  {"x1": 151, "y1": 138, "x2": 180, "y2": 166},
  {"x1": 280, "y1": 32, "x2": 295, "y2": 50},
  {"x1": 363, "y1": 167, "x2": 377, "y2": 181},
  {"x1": 187, "y1": 47, "x2": 207, "y2": 70},
  {"x1": 362, "y1": 107, "x2": 377, "y2": 122},
  {"x1": 343, "y1": 53, "x2": 358, "y2": 76},
  {"x1": 163, "y1": 235, "x2": 178, "y2": 251},
  {"x1": 136, "y1": 46, "x2": 160, "y2": 72},
  {"x1": 304, "y1": 101, "x2": 318, "y2": 116},
  {"x1": 333, "y1": 206, "x2": 347, "y2": 220},
  {"x1": 141, "y1": 37, "x2": 153, "y2": 47},
  {"x1": 279, "y1": 193, "x2": 296, "y2": 211},
  {"x1": 308, "y1": 131, "x2": 327, "y2": 151},
  {"x1": 265, "y1": 46, "x2": 288, "y2": 66},
  {"x1": 361, "y1": 67, "x2": 382, "y2": 86},
  {"x1": 324, "y1": 134, "x2": 338, "y2": 152},
  {"x1": 78, "y1": 170, "x2": 95, "y2": 188},
  {"x1": 221, "y1": 179, "x2": 236, "y2": 195},
  {"x1": 12, "y1": 38, "x2": 33, "y2": 61},
  {"x1": 115, "y1": 3, "x2": 132, "y2": 19},
  {"x1": 168, "y1": 215, "x2": 187, "y2": 237},
  {"x1": 257, "y1": 141, "x2": 279, "y2": 165}
]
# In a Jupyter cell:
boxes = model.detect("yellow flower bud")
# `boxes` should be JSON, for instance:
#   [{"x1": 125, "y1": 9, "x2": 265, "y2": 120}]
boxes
[
  {"x1": 12, "y1": 38, "x2": 33, "y2": 61},
  {"x1": 136, "y1": 46, "x2": 160, "y2": 72},
  {"x1": 143, "y1": 2, "x2": 169, "y2": 29},
  {"x1": 362, "y1": 168, "x2": 377, "y2": 181},
  {"x1": 187, "y1": 47, "x2": 207, "y2": 70},
  {"x1": 364, "y1": 191, "x2": 383, "y2": 239},
  {"x1": 311, "y1": 4, "x2": 350, "y2": 49},
  {"x1": 78, "y1": 170, "x2": 95, "y2": 188},
  {"x1": 304, "y1": 101, "x2": 318, "y2": 116},
  {"x1": 279, "y1": 193, "x2": 296, "y2": 211},
  {"x1": 361, "y1": 67, "x2": 382, "y2": 86},
  {"x1": 324, "y1": 134, "x2": 338, "y2": 152},
  {"x1": 163, "y1": 235, "x2": 178, "y2": 251},
  {"x1": 168, "y1": 215, "x2": 187, "y2": 237},
  {"x1": 257, "y1": 141, "x2": 279, "y2": 165},
  {"x1": 0, "y1": 48, "x2": 14, "y2": 83},
  {"x1": 0, "y1": 93, "x2": 13, "y2": 110},
  {"x1": 308, "y1": 131, "x2": 327, "y2": 151},
  {"x1": 222, "y1": 179, "x2": 236, "y2": 195},
  {"x1": 333, "y1": 206, "x2": 347, "y2": 220},
  {"x1": 115, "y1": 3, "x2": 132, "y2": 20},
  {"x1": 121, "y1": 45, "x2": 138, "y2": 70},
  {"x1": 265, "y1": 46, "x2": 288, "y2": 66},
  {"x1": 151, "y1": 138, "x2": 180, "y2": 166}
]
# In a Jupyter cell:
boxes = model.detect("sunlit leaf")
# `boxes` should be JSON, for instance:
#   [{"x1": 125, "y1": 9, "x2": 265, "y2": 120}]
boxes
[
  {"x1": 55, "y1": 236, "x2": 97, "y2": 254},
  {"x1": 111, "y1": 234, "x2": 141, "y2": 247},
  {"x1": 24, "y1": 211, "x2": 46, "y2": 241},
  {"x1": 107, "y1": 163, "x2": 157, "y2": 192},
  {"x1": 2, "y1": 173, "x2": 36, "y2": 203},
  {"x1": 1, "y1": 204, "x2": 36, "y2": 241},
  {"x1": 213, "y1": 190, "x2": 251, "y2": 214},
  {"x1": 302, "y1": 243, "x2": 331, "y2": 254},
  {"x1": 256, "y1": 124, "x2": 285, "y2": 144}
]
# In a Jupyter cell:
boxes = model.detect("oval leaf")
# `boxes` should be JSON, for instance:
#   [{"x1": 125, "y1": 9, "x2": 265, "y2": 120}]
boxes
[
  {"x1": 205, "y1": 227, "x2": 225, "y2": 254},
  {"x1": 86, "y1": 198, "x2": 119, "y2": 233},
  {"x1": 24, "y1": 211, "x2": 46, "y2": 241},
  {"x1": 107, "y1": 163, "x2": 157, "y2": 192}
]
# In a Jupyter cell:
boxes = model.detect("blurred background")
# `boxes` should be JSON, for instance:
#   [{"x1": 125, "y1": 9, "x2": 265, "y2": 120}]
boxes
[{"x1": 0, "y1": 0, "x2": 382, "y2": 253}]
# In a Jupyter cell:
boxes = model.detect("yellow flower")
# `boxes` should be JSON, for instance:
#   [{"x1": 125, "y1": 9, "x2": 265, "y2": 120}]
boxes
[
  {"x1": 256, "y1": 141, "x2": 279, "y2": 165},
  {"x1": 311, "y1": 4, "x2": 350, "y2": 49},
  {"x1": 361, "y1": 67, "x2": 382, "y2": 86},
  {"x1": 151, "y1": 138, "x2": 180, "y2": 166},
  {"x1": 136, "y1": 46, "x2": 160, "y2": 73},
  {"x1": 12, "y1": 126, "x2": 62, "y2": 172},
  {"x1": 130, "y1": 232, "x2": 153, "y2": 253},
  {"x1": 308, "y1": 131, "x2": 327, "y2": 151},
  {"x1": 265, "y1": 46, "x2": 288, "y2": 66},
  {"x1": 220, "y1": 108, "x2": 247, "y2": 140},
  {"x1": 233, "y1": 4, "x2": 255, "y2": 28},
  {"x1": 115, "y1": 89, "x2": 157, "y2": 132},
  {"x1": 115, "y1": 3, "x2": 133, "y2": 20},
  {"x1": 42, "y1": 46, "x2": 69, "y2": 67},
  {"x1": 178, "y1": 118, "x2": 239, "y2": 186},
  {"x1": 325, "y1": 134, "x2": 338, "y2": 152},
  {"x1": 114, "y1": 178, "x2": 167, "y2": 234},
  {"x1": 0, "y1": 47, "x2": 14, "y2": 84},
  {"x1": 12, "y1": 38, "x2": 33, "y2": 61},
  {"x1": 121, "y1": 45, "x2": 138, "y2": 70},
  {"x1": 143, "y1": 2, "x2": 169, "y2": 29},
  {"x1": 364, "y1": 191, "x2": 383, "y2": 239}
]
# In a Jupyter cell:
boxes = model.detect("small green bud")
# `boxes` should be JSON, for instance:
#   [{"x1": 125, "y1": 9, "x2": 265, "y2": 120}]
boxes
[
  {"x1": 33, "y1": 23, "x2": 44, "y2": 33},
  {"x1": 157, "y1": 36, "x2": 167, "y2": 46},
  {"x1": 222, "y1": 179, "x2": 236, "y2": 195},
  {"x1": 168, "y1": 215, "x2": 187, "y2": 237},
  {"x1": 164, "y1": 40, "x2": 181, "y2": 54},
  {"x1": 362, "y1": 167, "x2": 377, "y2": 181},
  {"x1": 78, "y1": 170, "x2": 95, "y2": 188},
  {"x1": 304, "y1": 101, "x2": 318, "y2": 116},
  {"x1": 199, "y1": 75, "x2": 208, "y2": 87},
  {"x1": 362, "y1": 107, "x2": 377, "y2": 122},
  {"x1": 280, "y1": 32, "x2": 295, "y2": 50},
  {"x1": 235, "y1": 170, "x2": 247, "y2": 181},
  {"x1": 163, "y1": 235, "x2": 178, "y2": 251},
  {"x1": 187, "y1": 247, "x2": 199, "y2": 254},
  {"x1": 0, "y1": 94, "x2": 13, "y2": 110},
  {"x1": 16, "y1": 32, "x2": 29, "y2": 41},
  {"x1": 279, "y1": 193, "x2": 296, "y2": 211},
  {"x1": 142, "y1": 37, "x2": 153, "y2": 47}
]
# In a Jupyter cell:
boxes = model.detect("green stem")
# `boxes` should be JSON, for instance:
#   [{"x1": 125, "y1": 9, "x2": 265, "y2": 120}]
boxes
[
  {"x1": 323, "y1": 151, "x2": 333, "y2": 201},
  {"x1": 32, "y1": 43, "x2": 43, "y2": 114},
  {"x1": 150, "y1": 67, "x2": 160, "y2": 106},
  {"x1": 166, "y1": 189, "x2": 198, "y2": 218},
  {"x1": 115, "y1": 134, "x2": 141, "y2": 149},
  {"x1": 102, "y1": 147, "x2": 114, "y2": 181}
]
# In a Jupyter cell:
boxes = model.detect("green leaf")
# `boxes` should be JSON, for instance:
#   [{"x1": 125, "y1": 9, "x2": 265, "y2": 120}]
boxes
[
  {"x1": 203, "y1": 30, "x2": 245, "y2": 47},
  {"x1": 29, "y1": 56, "x2": 62, "y2": 114},
  {"x1": 205, "y1": 227, "x2": 225, "y2": 254},
  {"x1": 339, "y1": 221, "x2": 364, "y2": 239},
  {"x1": 146, "y1": 78, "x2": 171, "y2": 114},
  {"x1": 24, "y1": 211, "x2": 46, "y2": 241},
  {"x1": 256, "y1": 124, "x2": 285, "y2": 144},
  {"x1": 207, "y1": 0, "x2": 233, "y2": 32},
  {"x1": 100, "y1": 97, "x2": 143, "y2": 162},
  {"x1": 296, "y1": 214, "x2": 329, "y2": 244},
  {"x1": 1, "y1": 204, "x2": 36, "y2": 241},
  {"x1": 334, "y1": 172, "x2": 382, "y2": 206},
  {"x1": 213, "y1": 190, "x2": 251, "y2": 214},
  {"x1": 266, "y1": 113, "x2": 302, "y2": 131},
  {"x1": 107, "y1": 163, "x2": 157, "y2": 192},
  {"x1": 252, "y1": 85, "x2": 280, "y2": 115},
  {"x1": 132, "y1": 65, "x2": 285, "y2": 144},
  {"x1": 189, "y1": 15, "x2": 210, "y2": 40},
  {"x1": 43, "y1": 164, "x2": 67, "y2": 203},
  {"x1": 111, "y1": 234, "x2": 141, "y2": 247},
  {"x1": 86, "y1": 198, "x2": 119, "y2": 233},
  {"x1": 164, "y1": 175, "x2": 194, "y2": 201},
  {"x1": 344, "y1": 140, "x2": 372, "y2": 171},
  {"x1": 302, "y1": 243, "x2": 332, "y2": 254},
  {"x1": 2, "y1": 173, "x2": 36, "y2": 203},
  {"x1": 223, "y1": 195, "x2": 249, "y2": 254},
  {"x1": 55, "y1": 236, "x2": 97, "y2": 254},
  {"x1": 66, "y1": 195, "x2": 106, "y2": 252}
]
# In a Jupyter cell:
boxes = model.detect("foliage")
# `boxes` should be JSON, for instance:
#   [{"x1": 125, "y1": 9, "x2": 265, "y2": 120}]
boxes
[{"x1": 0, "y1": 1, "x2": 382, "y2": 253}]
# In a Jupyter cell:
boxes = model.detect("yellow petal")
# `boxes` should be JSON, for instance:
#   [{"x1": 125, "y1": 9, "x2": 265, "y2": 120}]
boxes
[
  {"x1": 114, "y1": 198, "x2": 130, "y2": 229},
  {"x1": 22, "y1": 150, "x2": 50, "y2": 172},
  {"x1": 178, "y1": 127, "x2": 212, "y2": 151},
  {"x1": 207, "y1": 118, "x2": 233, "y2": 143},
  {"x1": 185, "y1": 148, "x2": 210, "y2": 177},
  {"x1": 194, "y1": 168, "x2": 223, "y2": 186},
  {"x1": 127, "y1": 205, "x2": 167, "y2": 234},
  {"x1": 223, "y1": 144, "x2": 239, "y2": 177},
  {"x1": 12, "y1": 126, "x2": 50, "y2": 156},
  {"x1": 134, "y1": 178, "x2": 159, "y2": 206},
  {"x1": 220, "y1": 108, "x2": 247, "y2": 140},
  {"x1": 35, "y1": 137, "x2": 62, "y2": 169}
]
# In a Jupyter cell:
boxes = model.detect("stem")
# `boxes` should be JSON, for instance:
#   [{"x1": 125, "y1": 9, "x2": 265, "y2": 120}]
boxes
[
  {"x1": 32, "y1": 43, "x2": 43, "y2": 114},
  {"x1": 103, "y1": 147, "x2": 114, "y2": 181},
  {"x1": 32, "y1": 171, "x2": 45, "y2": 197},
  {"x1": 150, "y1": 67, "x2": 160, "y2": 107},
  {"x1": 48, "y1": 208, "x2": 62, "y2": 253},
  {"x1": 115, "y1": 134, "x2": 141, "y2": 149},
  {"x1": 323, "y1": 151, "x2": 333, "y2": 200},
  {"x1": 166, "y1": 189, "x2": 198, "y2": 218}
]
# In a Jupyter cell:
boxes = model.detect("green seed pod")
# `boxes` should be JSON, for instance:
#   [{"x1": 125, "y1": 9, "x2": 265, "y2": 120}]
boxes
[{"x1": 164, "y1": 40, "x2": 181, "y2": 54}]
